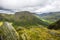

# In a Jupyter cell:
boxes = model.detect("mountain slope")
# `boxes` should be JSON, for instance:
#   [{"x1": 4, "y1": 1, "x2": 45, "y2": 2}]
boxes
[
  {"x1": 48, "y1": 20, "x2": 60, "y2": 30},
  {"x1": 0, "y1": 22, "x2": 60, "y2": 40},
  {"x1": 0, "y1": 11, "x2": 49, "y2": 27},
  {"x1": 36, "y1": 12, "x2": 60, "y2": 22},
  {"x1": 17, "y1": 25, "x2": 60, "y2": 40},
  {"x1": 13, "y1": 11, "x2": 49, "y2": 27}
]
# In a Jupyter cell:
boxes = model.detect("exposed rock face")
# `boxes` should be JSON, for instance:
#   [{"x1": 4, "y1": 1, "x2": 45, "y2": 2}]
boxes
[{"x1": 0, "y1": 22, "x2": 19, "y2": 40}]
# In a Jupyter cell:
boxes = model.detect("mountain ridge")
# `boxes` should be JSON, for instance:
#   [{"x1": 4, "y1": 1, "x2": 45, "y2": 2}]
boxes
[
  {"x1": 0, "y1": 11, "x2": 49, "y2": 27},
  {"x1": 36, "y1": 12, "x2": 60, "y2": 22}
]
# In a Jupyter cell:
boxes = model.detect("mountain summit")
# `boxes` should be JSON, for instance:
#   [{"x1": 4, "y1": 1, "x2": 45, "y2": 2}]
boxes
[
  {"x1": 13, "y1": 11, "x2": 48, "y2": 26},
  {"x1": 0, "y1": 11, "x2": 48, "y2": 27}
]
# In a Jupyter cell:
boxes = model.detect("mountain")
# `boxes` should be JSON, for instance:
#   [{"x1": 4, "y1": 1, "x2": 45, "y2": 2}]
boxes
[
  {"x1": 48, "y1": 20, "x2": 60, "y2": 30},
  {"x1": 0, "y1": 11, "x2": 60, "y2": 40},
  {"x1": 0, "y1": 13, "x2": 14, "y2": 22},
  {"x1": 0, "y1": 11, "x2": 49, "y2": 27},
  {"x1": 14, "y1": 11, "x2": 48, "y2": 27},
  {"x1": 36, "y1": 12, "x2": 60, "y2": 22}
]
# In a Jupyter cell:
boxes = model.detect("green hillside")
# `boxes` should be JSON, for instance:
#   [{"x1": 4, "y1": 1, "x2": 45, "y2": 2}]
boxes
[
  {"x1": 0, "y1": 11, "x2": 49, "y2": 27},
  {"x1": 0, "y1": 11, "x2": 60, "y2": 40},
  {"x1": 13, "y1": 11, "x2": 49, "y2": 27},
  {"x1": 0, "y1": 22, "x2": 60, "y2": 40},
  {"x1": 37, "y1": 12, "x2": 60, "y2": 22},
  {"x1": 48, "y1": 19, "x2": 60, "y2": 30}
]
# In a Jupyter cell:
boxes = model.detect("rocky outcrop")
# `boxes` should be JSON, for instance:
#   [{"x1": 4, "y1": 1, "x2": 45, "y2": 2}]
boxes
[{"x1": 0, "y1": 22, "x2": 20, "y2": 40}]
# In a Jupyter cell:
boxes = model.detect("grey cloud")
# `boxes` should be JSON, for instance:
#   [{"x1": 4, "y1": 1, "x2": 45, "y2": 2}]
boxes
[
  {"x1": 34, "y1": 0, "x2": 60, "y2": 13},
  {"x1": 0, "y1": 0, "x2": 60, "y2": 13},
  {"x1": 0, "y1": 0, "x2": 48, "y2": 9}
]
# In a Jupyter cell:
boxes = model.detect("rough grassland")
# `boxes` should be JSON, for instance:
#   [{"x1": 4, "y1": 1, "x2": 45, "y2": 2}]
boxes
[{"x1": 0, "y1": 22, "x2": 60, "y2": 40}]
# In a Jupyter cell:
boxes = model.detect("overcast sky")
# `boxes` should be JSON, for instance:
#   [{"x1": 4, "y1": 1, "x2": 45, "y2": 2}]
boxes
[{"x1": 0, "y1": 0, "x2": 60, "y2": 14}]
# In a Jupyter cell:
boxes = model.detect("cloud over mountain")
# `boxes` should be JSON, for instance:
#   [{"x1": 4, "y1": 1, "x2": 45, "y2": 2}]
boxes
[{"x1": 0, "y1": 0, "x2": 60, "y2": 13}]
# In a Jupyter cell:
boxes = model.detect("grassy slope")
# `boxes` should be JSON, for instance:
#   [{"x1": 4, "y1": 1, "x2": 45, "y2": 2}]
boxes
[
  {"x1": 14, "y1": 11, "x2": 49, "y2": 27},
  {"x1": 0, "y1": 12, "x2": 49, "y2": 27},
  {"x1": 17, "y1": 26, "x2": 60, "y2": 40},
  {"x1": 48, "y1": 20, "x2": 60, "y2": 30},
  {"x1": 37, "y1": 12, "x2": 60, "y2": 22},
  {"x1": 0, "y1": 11, "x2": 60, "y2": 40},
  {"x1": 0, "y1": 22, "x2": 60, "y2": 40},
  {"x1": 34, "y1": 15, "x2": 52, "y2": 26}
]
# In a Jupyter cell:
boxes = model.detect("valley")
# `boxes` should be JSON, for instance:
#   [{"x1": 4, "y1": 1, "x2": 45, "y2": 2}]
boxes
[{"x1": 0, "y1": 11, "x2": 60, "y2": 40}]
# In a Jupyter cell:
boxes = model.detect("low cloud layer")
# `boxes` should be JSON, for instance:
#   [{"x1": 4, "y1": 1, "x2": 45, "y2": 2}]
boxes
[
  {"x1": 35, "y1": 0, "x2": 60, "y2": 13},
  {"x1": 0, "y1": 0, "x2": 47, "y2": 9},
  {"x1": 0, "y1": 0, "x2": 60, "y2": 13}
]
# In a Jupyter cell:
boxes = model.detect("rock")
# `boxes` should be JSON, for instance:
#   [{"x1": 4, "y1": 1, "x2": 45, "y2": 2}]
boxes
[{"x1": 0, "y1": 22, "x2": 19, "y2": 40}]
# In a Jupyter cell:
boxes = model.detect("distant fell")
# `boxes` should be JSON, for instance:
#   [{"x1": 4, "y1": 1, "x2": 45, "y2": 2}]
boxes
[
  {"x1": 0, "y1": 11, "x2": 49, "y2": 27},
  {"x1": 14, "y1": 11, "x2": 48, "y2": 26},
  {"x1": 36, "y1": 12, "x2": 60, "y2": 22}
]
